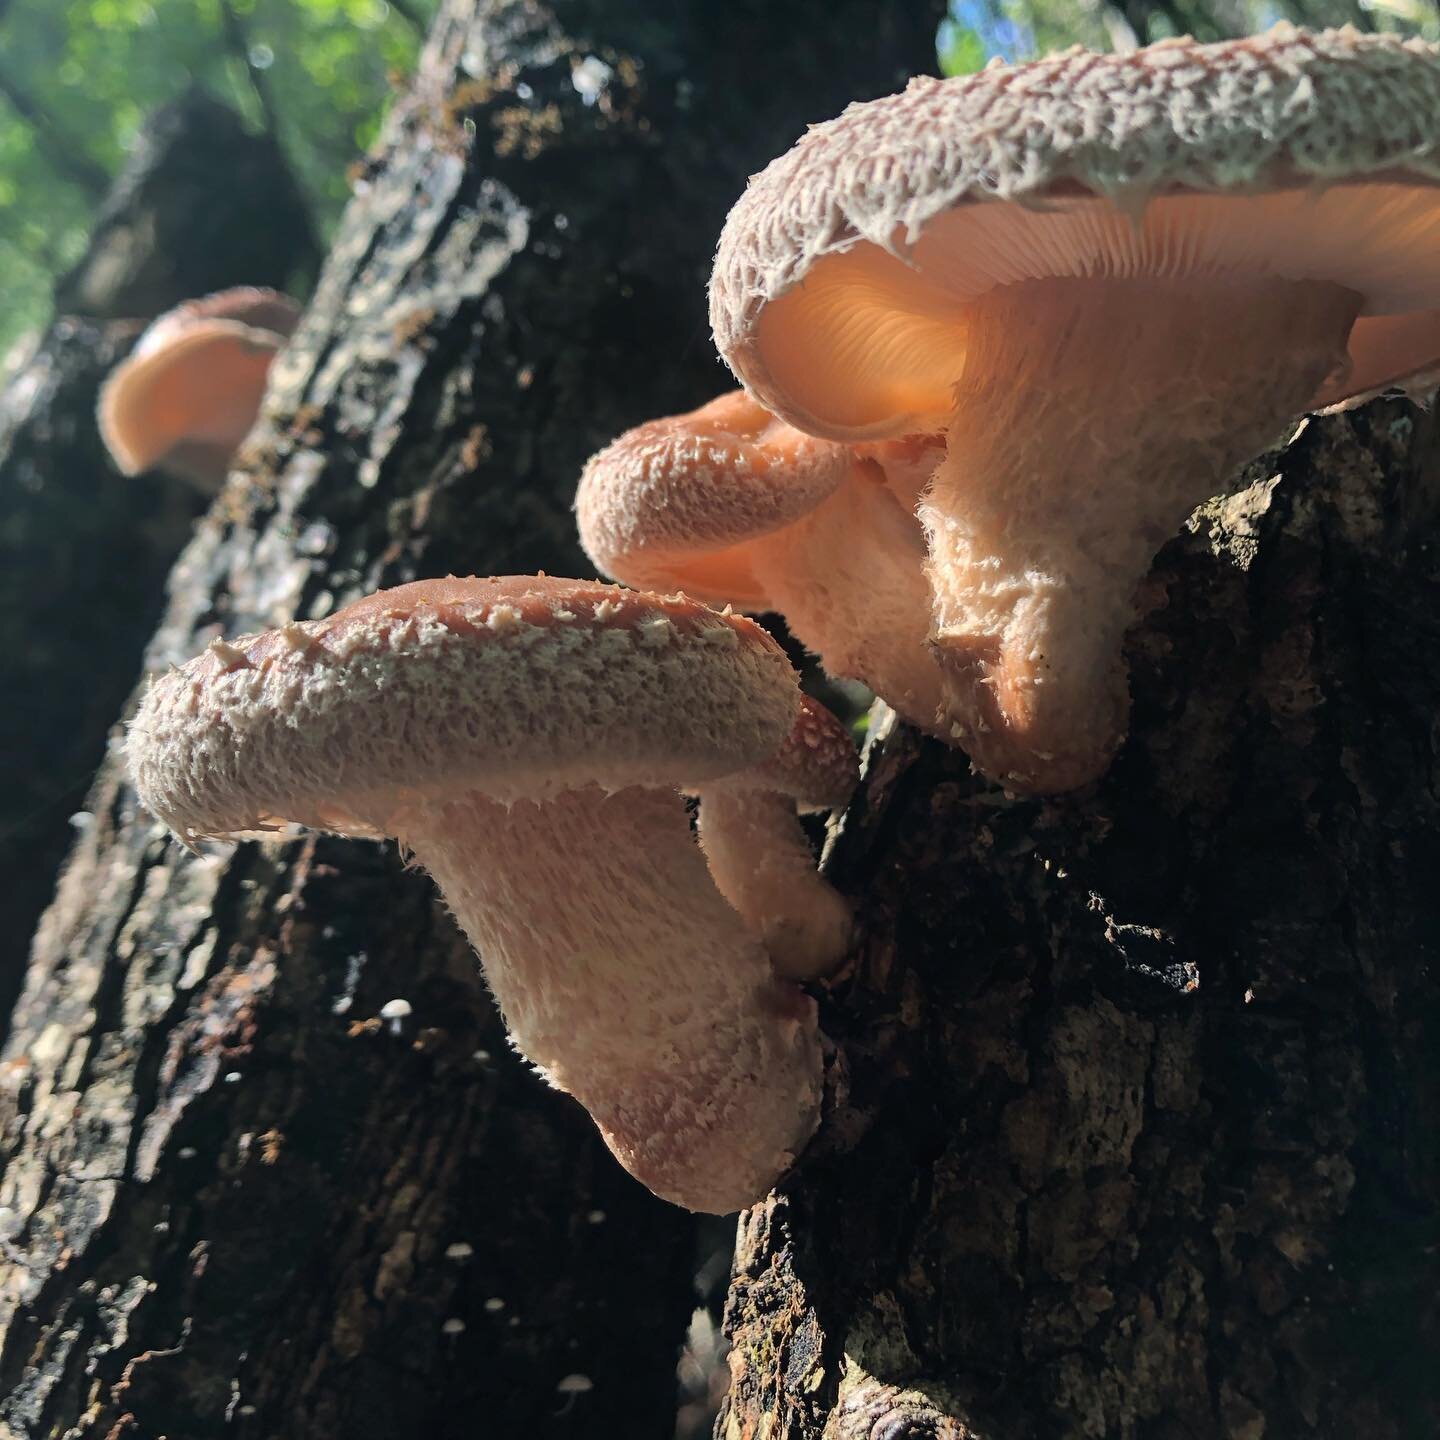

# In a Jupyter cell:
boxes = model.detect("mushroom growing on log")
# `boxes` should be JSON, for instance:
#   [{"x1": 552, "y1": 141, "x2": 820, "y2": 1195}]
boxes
[
  {"x1": 99, "y1": 286, "x2": 300, "y2": 490},
  {"x1": 578, "y1": 388, "x2": 946, "y2": 730},
  {"x1": 711, "y1": 25, "x2": 1440, "y2": 792},
  {"x1": 127, "y1": 574, "x2": 856, "y2": 1213}
]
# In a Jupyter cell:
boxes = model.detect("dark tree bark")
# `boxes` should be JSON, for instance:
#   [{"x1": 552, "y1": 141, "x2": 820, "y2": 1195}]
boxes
[
  {"x1": 0, "y1": 3, "x2": 943, "y2": 1436},
  {"x1": 721, "y1": 404, "x2": 1440, "y2": 1437},
  {"x1": 0, "y1": 97, "x2": 317, "y2": 1035},
  {"x1": 55, "y1": 90, "x2": 317, "y2": 320}
]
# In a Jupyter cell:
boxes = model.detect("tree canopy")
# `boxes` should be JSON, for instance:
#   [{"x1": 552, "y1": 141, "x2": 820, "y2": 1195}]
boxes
[{"x1": 0, "y1": 0, "x2": 435, "y2": 351}]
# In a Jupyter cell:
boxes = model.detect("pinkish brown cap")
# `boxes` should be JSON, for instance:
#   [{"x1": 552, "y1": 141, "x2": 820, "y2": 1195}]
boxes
[
  {"x1": 722, "y1": 692, "x2": 858, "y2": 812},
  {"x1": 577, "y1": 389, "x2": 852, "y2": 608},
  {"x1": 144, "y1": 288, "x2": 301, "y2": 342},
  {"x1": 99, "y1": 286, "x2": 301, "y2": 489},
  {"x1": 712, "y1": 26, "x2": 1440, "y2": 441},
  {"x1": 579, "y1": 390, "x2": 949, "y2": 733},
  {"x1": 129, "y1": 574, "x2": 797, "y2": 845}
]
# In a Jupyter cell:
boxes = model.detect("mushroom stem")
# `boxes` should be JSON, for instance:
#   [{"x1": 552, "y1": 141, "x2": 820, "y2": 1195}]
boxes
[
  {"x1": 754, "y1": 460, "x2": 945, "y2": 731},
  {"x1": 697, "y1": 788, "x2": 851, "y2": 981},
  {"x1": 920, "y1": 275, "x2": 1360, "y2": 792},
  {"x1": 395, "y1": 784, "x2": 822, "y2": 1213}
]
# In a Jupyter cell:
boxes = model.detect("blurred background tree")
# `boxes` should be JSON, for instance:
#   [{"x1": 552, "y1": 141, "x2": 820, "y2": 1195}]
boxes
[{"x1": 0, "y1": 0, "x2": 437, "y2": 352}]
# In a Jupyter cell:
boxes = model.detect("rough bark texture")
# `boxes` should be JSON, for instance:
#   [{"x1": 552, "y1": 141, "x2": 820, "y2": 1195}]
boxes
[
  {"x1": 0, "y1": 97, "x2": 316, "y2": 1035},
  {"x1": 721, "y1": 403, "x2": 1440, "y2": 1438},
  {"x1": 0, "y1": 3, "x2": 942, "y2": 1435}
]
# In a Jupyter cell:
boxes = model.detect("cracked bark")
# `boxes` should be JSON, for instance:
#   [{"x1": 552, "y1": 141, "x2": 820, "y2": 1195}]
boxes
[
  {"x1": 721, "y1": 405, "x2": 1440, "y2": 1437},
  {"x1": 0, "y1": 1, "x2": 942, "y2": 1435}
]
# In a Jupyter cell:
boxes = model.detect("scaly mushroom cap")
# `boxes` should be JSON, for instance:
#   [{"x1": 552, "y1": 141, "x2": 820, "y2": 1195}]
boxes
[
  {"x1": 579, "y1": 390, "x2": 949, "y2": 731},
  {"x1": 129, "y1": 575, "x2": 823, "y2": 1213},
  {"x1": 577, "y1": 389, "x2": 852, "y2": 608},
  {"x1": 129, "y1": 574, "x2": 798, "y2": 844},
  {"x1": 99, "y1": 286, "x2": 300, "y2": 485},
  {"x1": 709, "y1": 26, "x2": 1440, "y2": 793},
  {"x1": 712, "y1": 25, "x2": 1440, "y2": 441},
  {"x1": 722, "y1": 693, "x2": 858, "y2": 812}
]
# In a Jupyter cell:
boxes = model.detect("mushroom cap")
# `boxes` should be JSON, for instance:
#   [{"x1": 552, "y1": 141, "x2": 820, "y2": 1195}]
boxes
[
  {"x1": 131, "y1": 287, "x2": 301, "y2": 357},
  {"x1": 128, "y1": 576, "x2": 799, "y2": 844},
  {"x1": 711, "y1": 25, "x2": 1440, "y2": 440},
  {"x1": 716, "y1": 694, "x2": 858, "y2": 812},
  {"x1": 576, "y1": 390, "x2": 852, "y2": 608},
  {"x1": 98, "y1": 286, "x2": 300, "y2": 477}
]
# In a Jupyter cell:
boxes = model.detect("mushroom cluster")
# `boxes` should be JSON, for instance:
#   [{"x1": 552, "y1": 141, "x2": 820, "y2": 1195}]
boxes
[
  {"x1": 578, "y1": 388, "x2": 947, "y2": 735},
  {"x1": 589, "y1": 25, "x2": 1440, "y2": 793},
  {"x1": 99, "y1": 286, "x2": 300, "y2": 491},
  {"x1": 128, "y1": 22, "x2": 1440, "y2": 1215},
  {"x1": 127, "y1": 575, "x2": 855, "y2": 1213}
]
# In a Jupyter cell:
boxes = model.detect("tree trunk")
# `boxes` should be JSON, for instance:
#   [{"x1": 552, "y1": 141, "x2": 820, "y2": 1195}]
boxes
[
  {"x1": 0, "y1": 96, "x2": 316, "y2": 1034},
  {"x1": 0, "y1": 2, "x2": 942, "y2": 1435},
  {"x1": 721, "y1": 404, "x2": 1440, "y2": 1437},
  {"x1": 54, "y1": 89, "x2": 317, "y2": 321}
]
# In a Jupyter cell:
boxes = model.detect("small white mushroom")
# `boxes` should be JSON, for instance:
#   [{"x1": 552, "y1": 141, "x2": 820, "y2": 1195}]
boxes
[
  {"x1": 378, "y1": 997, "x2": 412, "y2": 1035},
  {"x1": 553, "y1": 1373, "x2": 594, "y2": 1416}
]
